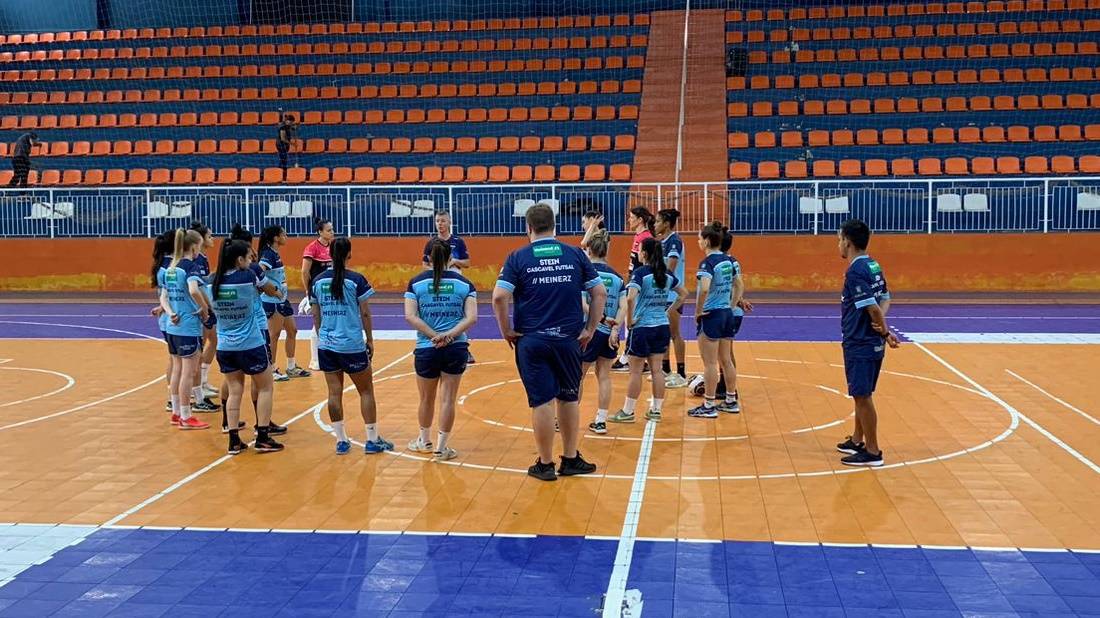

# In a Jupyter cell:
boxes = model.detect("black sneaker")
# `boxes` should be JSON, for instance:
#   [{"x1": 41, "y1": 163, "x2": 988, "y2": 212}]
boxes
[
  {"x1": 193, "y1": 398, "x2": 220, "y2": 412},
  {"x1": 836, "y1": 436, "x2": 865, "y2": 455},
  {"x1": 610, "y1": 359, "x2": 629, "y2": 372},
  {"x1": 466, "y1": 351, "x2": 476, "y2": 364},
  {"x1": 254, "y1": 435, "x2": 285, "y2": 453},
  {"x1": 221, "y1": 421, "x2": 247, "y2": 434},
  {"x1": 264, "y1": 422, "x2": 288, "y2": 436},
  {"x1": 528, "y1": 458, "x2": 557, "y2": 481},
  {"x1": 841, "y1": 450, "x2": 884, "y2": 467},
  {"x1": 227, "y1": 437, "x2": 248, "y2": 456},
  {"x1": 558, "y1": 452, "x2": 597, "y2": 476},
  {"x1": 588, "y1": 421, "x2": 607, "y2": 435}
]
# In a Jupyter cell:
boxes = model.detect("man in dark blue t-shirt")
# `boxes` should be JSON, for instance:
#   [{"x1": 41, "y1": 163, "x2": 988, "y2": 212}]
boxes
[
  {"x1": 836, "y1": 219, "x2": 899, "y2": 468},
  {"x1": 493, "y1": 203, "x2": 607, "y2": 481}
]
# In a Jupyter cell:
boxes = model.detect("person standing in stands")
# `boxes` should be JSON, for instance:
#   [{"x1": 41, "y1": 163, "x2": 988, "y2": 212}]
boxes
[
  {"x1": 421, "y1": 211, "x2": 474, "y2": 362},
  {"x1": 493, "y1": 204, "x2": 607, "y2": 481},
  {"x1": 276, "y1": 114, "x2": 299, "y2": 171},
  {"x1": 8, "y1": 132, "x2": 38, "y2": 187}
]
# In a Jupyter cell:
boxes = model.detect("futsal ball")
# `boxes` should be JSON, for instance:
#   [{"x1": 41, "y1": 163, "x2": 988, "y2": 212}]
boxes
[{"x1": 688, "y1": 374, "x2": 706, "y2": 396}]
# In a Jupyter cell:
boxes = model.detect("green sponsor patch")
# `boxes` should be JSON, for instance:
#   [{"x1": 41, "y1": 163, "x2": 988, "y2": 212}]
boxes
[
  {"x1": 165, "y1": 271, "x2": 177, "y2": 282},
  {"x1": 600, "y1": 274, "x2": 616, "y2": 288},
  {"x1": 216, "y1": 288, "x2": 238, "y2": 301},
  {"x1": 532, "y1": 243, "x2": 563, "y2": 258},
  {"x1": 433, "y1": 282, "x2": 455, "y2": 295},
  {"x1": 868, "y1": 260, "x2": 882, "y2": 274},
  {"x1": 320, "y1": 281, "x2": 332, "y2": 294}
]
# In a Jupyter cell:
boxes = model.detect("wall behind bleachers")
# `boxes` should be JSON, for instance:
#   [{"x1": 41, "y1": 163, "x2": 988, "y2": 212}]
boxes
[
  {"x1": 2, "y1": 234, "x2": 1098, "y2": 294},
  {"x1": 0, "y1": 0, "x2": 96, "y2": 32}
]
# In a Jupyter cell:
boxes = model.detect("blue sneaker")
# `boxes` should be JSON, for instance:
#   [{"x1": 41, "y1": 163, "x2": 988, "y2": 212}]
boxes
[
  {"x1": 364, "y1": 437, "x2": 394, "y2": 454},
  {"x1": 335, "y1": 440, "x2": 351, "y2": 455}
]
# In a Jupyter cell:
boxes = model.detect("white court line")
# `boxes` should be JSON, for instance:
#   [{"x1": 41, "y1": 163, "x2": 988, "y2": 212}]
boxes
[
  {"x1": 912, "y1": 341, "x2": 1100, "y2": 475},
  {"x1": 602, "y1": 418, "x2": 657, "y2": 618},
  {"x1": 0, "y1": 321, "x2": 165, "y2": 432},
  {"x1": 1006, "y1": 369, "x2": 1100, "y2": 427},
  {"x1": 102, "y1": 351, "x2": 413, "y2": 527},
  {"x1": 0, "y1": 366, "x2": 76, "y2": 408}
]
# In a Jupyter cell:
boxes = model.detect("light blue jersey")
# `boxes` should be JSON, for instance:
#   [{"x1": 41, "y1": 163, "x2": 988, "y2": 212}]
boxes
[
  {"x1": 258, "y1": 246, "x2": 287, "y2": 304},
  {"x1": 661, "y1": 232, "x2": 685, "y2": 303},
  {"x1": 212, "y1": 267, "x2": 269, "y2": 351},
  {"x1": 249, "y1": 263, "x2": 268, "y2": 332},
  {"x1": 158, "y1": 258, "x2": 205, "y2": 337},
  {"x1": 697, "y1": 253, "x2": 737, "y2": 313},
  {"x1": 156, "y1": 255, "x2": 171, "y2": 333},
  {"x1": 587, "y1": 263, "x2": 626, "y2": 335},
  {"x1": 628, "y1": 266, "x2": 679, "y2": 328},
  {"x1": 311, "y1": 269, "x2": 375, "y2": 353},
  {"x1": 405, "y1": 270, "x2": 477, "y2": 349}
]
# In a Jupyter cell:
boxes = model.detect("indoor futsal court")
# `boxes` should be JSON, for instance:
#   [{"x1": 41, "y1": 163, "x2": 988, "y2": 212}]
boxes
[{"x1": 2, "y1": 0, "x2": 1100, "y2": 616}]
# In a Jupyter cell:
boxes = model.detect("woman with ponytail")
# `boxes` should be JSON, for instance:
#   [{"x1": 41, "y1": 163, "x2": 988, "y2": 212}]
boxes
[
  {"x1": 158, "y1": 228, "x2": 213, "y2": 431},
  {"x1": 300, "y1": 218, "x2": 335, "y2": 371},
  {"x1": 150, "y1": 229, "x2": 175, "y2": 412},
  {"x1": 258, "y1": 224, "x2": 308, "y2": 381},
  {"x1": 609, "y1": 237, "x2": 687, "y2": 424},
  {"x1": 189, "y1": 220, "x2": 220, "y2": 408},
  {"x1": 403, "y1": 238, "x2": 478, "y2": 460},
  {"x1": 578, "y1": 229, "x2": 627, "y2": 435},
  {"x1": 210, "y1": 237, "x2": 284, "y2": 455},
  {"x1": 614, "y1": 206, "x2": 656, "y2": 371},
  {"x1": 688, "y1": 221, "x2": 743, "y2": 419},
  {"x1": 310, "y1": 237, "x2": 392, "y2": 455}
]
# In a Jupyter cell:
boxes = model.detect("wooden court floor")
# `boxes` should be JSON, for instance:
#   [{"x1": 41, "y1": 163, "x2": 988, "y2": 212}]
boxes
[{"x1": 1, "y1": 337, "x2": 1098, "y2": 551}]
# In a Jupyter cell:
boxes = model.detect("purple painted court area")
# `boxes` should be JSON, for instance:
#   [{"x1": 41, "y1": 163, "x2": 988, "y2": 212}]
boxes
[{"x1": 1, "y1": 303, "x2": 1098, "y2": 342}]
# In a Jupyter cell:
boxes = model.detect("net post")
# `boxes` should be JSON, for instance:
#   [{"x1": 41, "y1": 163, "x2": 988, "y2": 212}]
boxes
[
  {"x1": 927, "y1": 181, "x2": 934, "y2": 234},
  {"x1": 1042, "y1": 178, "x2": 1050, "y2": 233}
]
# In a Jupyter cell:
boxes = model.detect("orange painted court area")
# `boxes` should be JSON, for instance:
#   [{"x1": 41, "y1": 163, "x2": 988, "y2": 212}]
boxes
[{"x1": 2, "y1": 336, "x2": 1098, "y2": 549}]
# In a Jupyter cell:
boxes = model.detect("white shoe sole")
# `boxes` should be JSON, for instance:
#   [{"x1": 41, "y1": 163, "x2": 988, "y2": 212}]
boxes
[{"x1": 840, "y1": 459, "x2": 884, "y2": 467}]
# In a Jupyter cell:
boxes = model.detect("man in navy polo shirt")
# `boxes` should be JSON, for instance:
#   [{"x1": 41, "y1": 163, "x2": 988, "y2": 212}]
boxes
[
  {"x1": 493, "y1": 203, "x2": 608, "y2": 481},
  {"x1": 836, "y1": 219, "x2": 899, "y2": 467}
]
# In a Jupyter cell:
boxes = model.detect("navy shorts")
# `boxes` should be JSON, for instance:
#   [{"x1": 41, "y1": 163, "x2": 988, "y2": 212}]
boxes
[
  {"x1": 217, "y1": 345, "x2": 270, "y2": 375},
  {"x1": 262, "y1": 330, "x2": 273, "y2": 363},
  {"x1": 414, "y1": 343, "x2": 469, "y2": 379},
  {"x1": 844, "y1": 351, "x2": 884, "y2": 398},
  {"x1": 160, "y1": 330, "x2": 169, "y2": 344},
  {"x1": 166, "y1": 334, "x2": 201, "y2": 357},
  {"x1": 263, "y1": 300, "x2": 294, "y2": 319},
  {"x1": 581, "y1": 329, "x2": 618, "y2": 364},
  {"x1": 515, "y1": 335, "x2": 582, "y2": 408},
  {"x1": 699, "y1": 309, "x2": 741, "y2": 340},
  {"x1": 318, "y1": 348, "x2": 371, "y2": 374},
  {"x1": 627, "y1": 325, "x2": 671, "y2": 358}
]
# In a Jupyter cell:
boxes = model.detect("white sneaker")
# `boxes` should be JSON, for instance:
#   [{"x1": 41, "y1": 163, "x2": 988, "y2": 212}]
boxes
[
  {"x1": 407, "y1": 438, "x2": 434, "y2": 453},
  {"x1": 665, "y1": 374, "x2": 688, "y2": 389},
  {"x1": 273, "y1": 371, "x2": 290, "y2": 382},
  {"x1": 308, "y1": 362, "x2": 321, "y2": 372},
  {"x1": 201, "y1": 383, "x2": 218, "y2": 397},
  {"x1": 433, "y1": 447, "x2": 457, "y2": 461}
]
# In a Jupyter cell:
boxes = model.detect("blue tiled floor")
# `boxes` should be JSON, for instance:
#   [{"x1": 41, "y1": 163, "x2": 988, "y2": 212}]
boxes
[{"x1": 1, "y1": 529, "x2": 1099, "y2": 616}]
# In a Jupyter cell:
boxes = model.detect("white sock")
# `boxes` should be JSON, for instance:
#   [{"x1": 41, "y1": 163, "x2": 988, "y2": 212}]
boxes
[
  {"x1": 191, "y1": 386, "x2": 204, "y2": 403},
  {"x1": 726, "y1": 392, "x2": 738, "y2": 403},
  {"x1": 418, "y1": 427, "x2": 431, "y2": 445},
  {"x1": 287, "y1": 358, "x2": 297, "y2": 370},
  {"x1": 596, "y1": 409, "x2": 608, "y2": 423},
  {"x1": 704, "y1": 397, "x2": 716, "y2": 408},
  {"x1": 310, "y1": 330, "x2": 319, "y2": 364},
  {"x1": 201, "y1": 363, "x2": 210, "y2": 386},
  {"x1": 180, "y1": 404, "x2": 192, "y2": 421},
  {"x1": 366, "y1": 423, "x2": 378, "y2": 442},
  {"x1": 653, "y1": 398, "x2": 664, "y2": 412},
  {"x1": 437, "y1": 431, "x2": 449, "y2": 451},
  {"x1": 170, "y1": 394, "x2": 180, "y2": 415},
  {"x1": 331, "y1": 421, "x2": 348, "y2": 442},
  {"x1": 623, "y1": 397, "x2": 637, "y2": 414},
  {"x1": 618, "y1": 354, "x2": 628, "y2": 364}
]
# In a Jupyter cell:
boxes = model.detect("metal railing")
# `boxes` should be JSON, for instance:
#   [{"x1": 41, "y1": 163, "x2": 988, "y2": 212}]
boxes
[{"x1": 1, "y1": 177, "x2": 1098, "y2": 238}]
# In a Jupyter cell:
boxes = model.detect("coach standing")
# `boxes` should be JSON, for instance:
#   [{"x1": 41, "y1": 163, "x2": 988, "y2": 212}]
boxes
[
  {"x1": 493, "y1": 204, "x2": 607, "y2": 481},
  {"x1": 8, "y1": 131, "x2": 38, "y2": 187},
  {"x1": 423, "y1": 210, "x2": 474, "y2": 360}
]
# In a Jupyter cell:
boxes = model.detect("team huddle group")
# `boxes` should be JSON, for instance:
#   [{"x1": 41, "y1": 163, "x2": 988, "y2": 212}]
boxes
[{"x1": 152, "y1": 203, "x2": 898, "y2": 480}]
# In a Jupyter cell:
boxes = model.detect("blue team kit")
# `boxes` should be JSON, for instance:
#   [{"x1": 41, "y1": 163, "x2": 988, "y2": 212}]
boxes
[
  {"x1": 311, "y1": 269, "x2": 375, "y2": 373},
  {"x1": 406, "y1": 270, "x2": 477, "y2": 378},
  {"x1": 841, "y1": 254, "x2": 891, "y2": 397}
]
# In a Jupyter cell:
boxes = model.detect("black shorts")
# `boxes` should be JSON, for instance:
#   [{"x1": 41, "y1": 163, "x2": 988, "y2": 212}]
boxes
[
  {"x1": 627, "y1": 325, "x2": 671, "y2": 358},
  {"x1": 166, "y1": 334, "x2": 201, "y2": 357},
  {"x1": 263, "y1": 300, "x2": 294, "y2": 319},
  {"x1": 318, "y1": 348, "x2": 371, "y2": 374},
  {"x1": 515, "y1": 335, "x2": 582, "y2": 408},
  {"x1": 580, "y1": 329, "x2": 618, "y2": 364},
  {"x1": 414, "y1": 343, "x2": 469, "y2": 379},
  {"x1": 843, "y1": 349, "x2": 884, "y2": 398},
  {"x1": 217, "y1": 346, "x2": 270, "y2": 375},
  {"x1": 262, "y1": 330, "x2": 273, "y2": 363}
]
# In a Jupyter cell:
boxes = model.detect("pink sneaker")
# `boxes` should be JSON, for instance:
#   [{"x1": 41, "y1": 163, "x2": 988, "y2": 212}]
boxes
[
  {"x1": 170, "y1": 414, "x2": 180, "y2": 426},
  {"x1": 178, "y1": 417, "x2": 210, "y2": 430}
]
